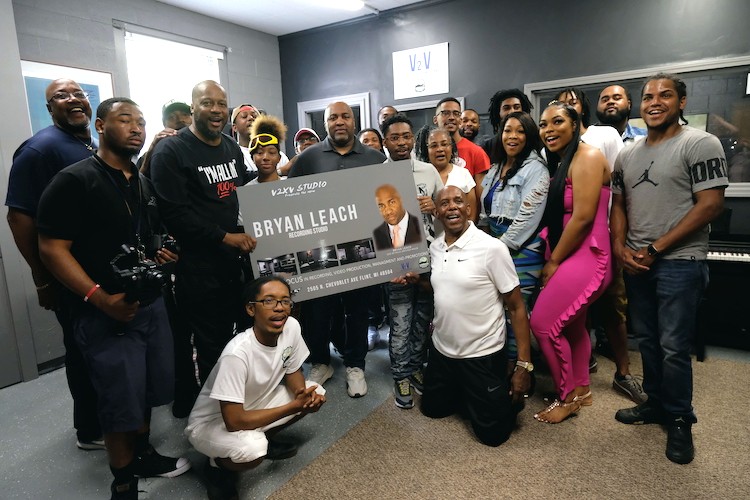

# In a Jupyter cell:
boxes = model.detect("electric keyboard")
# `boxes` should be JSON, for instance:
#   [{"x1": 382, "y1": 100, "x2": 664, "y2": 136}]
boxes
[{"x1": 707, "y1": 240, "x2": 750, "y2": 262}]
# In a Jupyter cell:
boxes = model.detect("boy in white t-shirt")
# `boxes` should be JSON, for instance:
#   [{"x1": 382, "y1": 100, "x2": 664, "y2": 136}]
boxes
[{"x1": 186, "y1": 277, "x2": 326, "y2": 499}]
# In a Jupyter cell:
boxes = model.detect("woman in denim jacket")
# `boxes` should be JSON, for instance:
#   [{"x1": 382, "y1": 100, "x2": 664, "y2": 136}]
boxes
[{"x1": 479, "y1": 112, "x2": 549, "y2": 362}]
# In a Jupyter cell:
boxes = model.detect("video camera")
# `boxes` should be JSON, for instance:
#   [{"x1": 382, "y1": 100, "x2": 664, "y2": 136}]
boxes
[{"x1": 110, "y1": 244, "x2": 170, "y2": 304}]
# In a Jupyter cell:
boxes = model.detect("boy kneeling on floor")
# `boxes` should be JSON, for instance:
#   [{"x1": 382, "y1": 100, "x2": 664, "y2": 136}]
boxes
[{"x1": 185, "y1": 276, "x2": 326, "y2": 500}]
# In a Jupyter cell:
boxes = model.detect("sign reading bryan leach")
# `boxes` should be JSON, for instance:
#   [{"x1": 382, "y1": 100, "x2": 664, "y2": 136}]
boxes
[{"x1": 238, "y1": 161, "x2": 431, "y2": 302}]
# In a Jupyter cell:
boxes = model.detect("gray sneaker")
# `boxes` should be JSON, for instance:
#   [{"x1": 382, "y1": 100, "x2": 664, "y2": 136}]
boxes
[
  {"x1": 613, "y1": 374, "x2": 648, "y2": 404},
  {"x1": 308, "y1": 363, "x2": 334, "y2": 386},
  {"x1": 394, "y1": 379, "x2": 413, "y2": 409}
]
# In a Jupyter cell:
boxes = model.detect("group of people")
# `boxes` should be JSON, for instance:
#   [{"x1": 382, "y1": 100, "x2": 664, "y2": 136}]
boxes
[{"x1": 4, "y1": 71, "x2": 727, "y2": 499}]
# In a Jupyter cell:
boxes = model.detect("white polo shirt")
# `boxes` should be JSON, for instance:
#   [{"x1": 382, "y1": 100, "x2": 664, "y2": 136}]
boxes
[{"x1": 430, "y1": 222, "x2": 519, "y2": 359}]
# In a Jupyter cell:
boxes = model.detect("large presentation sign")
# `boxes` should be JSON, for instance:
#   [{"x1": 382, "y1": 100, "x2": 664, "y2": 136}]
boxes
[{"x1": 238, "y1": 161, "x2": 431, "y2": 302}]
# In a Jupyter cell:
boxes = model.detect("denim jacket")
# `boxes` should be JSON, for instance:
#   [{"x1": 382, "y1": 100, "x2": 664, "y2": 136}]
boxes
[{"x1": 479, "y1": 150, "x2": 549, "y2": 250}]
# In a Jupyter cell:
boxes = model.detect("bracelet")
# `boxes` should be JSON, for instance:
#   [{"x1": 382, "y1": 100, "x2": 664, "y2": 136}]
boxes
[
  {"x1": 36, "y1": 283, "x2": 50, "y2": 290},
  {"x1": 83, "y1": 284, "x2": 101, "y2": 303}
]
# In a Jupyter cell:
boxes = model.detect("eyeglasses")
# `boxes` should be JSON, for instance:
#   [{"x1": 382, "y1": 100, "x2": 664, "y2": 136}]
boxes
[
  {"x1": 437, "y1": 110, "x2": 461, "y2": 118},
  {"x1": 296, "y1": 136, "x2": 318, "y2": 145},
  {"x1": 47, "y1": 91, "x2": 89, "y2": 103},
  {"x1": 386, "y1": 133, "x2": 414, "y2": 142},
  {"x1": 251, "y1": 298, "x2": 294, "y2": 309},
  {"x1": 249, "y1": 133, "x2": 279, "y2": 152}
]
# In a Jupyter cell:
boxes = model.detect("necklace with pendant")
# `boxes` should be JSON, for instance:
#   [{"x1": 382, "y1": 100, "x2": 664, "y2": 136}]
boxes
[{"x1": 77, "y1": 136, "x2": 94, "y2": 151}]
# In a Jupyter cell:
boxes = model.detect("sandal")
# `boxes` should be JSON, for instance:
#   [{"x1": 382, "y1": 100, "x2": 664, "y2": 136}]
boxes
[
  {"x1": 575, "y1": 390, "x2": 593, "y2": 407},
  {"x1": 534, "y1": 390, "x2": 592, "y2": 424},
  {"x1": 534, "y1": 398, "x2": 582, "y2": 424}
]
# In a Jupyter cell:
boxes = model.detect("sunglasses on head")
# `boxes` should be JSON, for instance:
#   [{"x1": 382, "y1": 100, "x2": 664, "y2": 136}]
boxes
[{"x1": 249, "y1": 133, "x2": 279, "y2": 152}]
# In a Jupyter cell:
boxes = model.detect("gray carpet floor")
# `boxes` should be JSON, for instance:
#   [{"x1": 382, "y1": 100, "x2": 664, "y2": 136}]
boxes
[
  {"x1": 272, "y1": 352, "x2": 750, "y2": 500},
  {"x1": 1, "y1": 335, "x2": 748, "y2": 499}
]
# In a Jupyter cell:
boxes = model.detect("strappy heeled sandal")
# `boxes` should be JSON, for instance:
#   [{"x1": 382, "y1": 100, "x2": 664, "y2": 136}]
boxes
[{"x1": 534, "y1": 390, "x2": 592, "y2": 424}]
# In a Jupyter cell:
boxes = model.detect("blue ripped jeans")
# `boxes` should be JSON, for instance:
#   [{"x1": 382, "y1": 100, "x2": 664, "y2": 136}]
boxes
[{"x1": 386, "y1": 282, "x2": 433, "y2": 381}]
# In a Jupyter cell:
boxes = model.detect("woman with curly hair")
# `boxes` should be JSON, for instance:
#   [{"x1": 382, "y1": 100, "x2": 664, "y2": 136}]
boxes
[
  {"x1": 416, "y1": 125, "x2": 478, "y2": 222},
  {"x1": 248, "y1": 114, "x2": 288, "y2": 185}
]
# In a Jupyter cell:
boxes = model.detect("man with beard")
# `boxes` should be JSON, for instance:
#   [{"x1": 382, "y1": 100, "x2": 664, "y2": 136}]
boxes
[
  {"x1": 289, "y1": 101, "x2": 385, "y2": 397},
  {"x1": 433, "y1": 98, "x2": 490, "y2": 182},
  {"x1": 150, "y1": 80, "x2": 256, "y2": 416},
  {"x1": 5, "y1": 78, "x2": 102, "y2": 450},
  {"x1": 37, "y1": 98, "x2": 190, "y2": 499},
  {"x1": 597, "y1": 85, "x2": 646, "y2": 144},
  {"x1": 459, "y1": 109, "x2": 481, "y2": 142}
]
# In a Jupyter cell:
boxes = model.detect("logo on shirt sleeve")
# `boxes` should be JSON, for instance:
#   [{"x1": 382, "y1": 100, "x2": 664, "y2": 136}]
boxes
[
  {"x1": 690, "y1": 157, "x2": 727, "y2": 185},
  {"x1": 282, "y1": 346, "x2": 293, "y2": 368}
]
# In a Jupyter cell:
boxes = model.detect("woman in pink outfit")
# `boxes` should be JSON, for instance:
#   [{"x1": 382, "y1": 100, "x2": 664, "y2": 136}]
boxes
[{"x1": 530, "y1": 102, "x2": 613, "y2": 423}]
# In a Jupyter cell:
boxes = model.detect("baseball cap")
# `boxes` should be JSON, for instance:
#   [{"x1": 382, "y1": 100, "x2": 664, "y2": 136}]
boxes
[
  {"x1": 231, "y1": 103, "x2": 257, "y2": 124},
  {"x1": 162, "y1": 100, "x2": 191, "y2": 121},
  {"x1": 294, "y1": 128, "x2": 321, "y2": 143}
]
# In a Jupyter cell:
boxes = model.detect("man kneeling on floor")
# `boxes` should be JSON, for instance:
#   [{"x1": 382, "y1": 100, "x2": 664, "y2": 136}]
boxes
[
  {"x1": 398, "y1": 186, "x2": 532, "y2": 446},
  {"x1": 186, "y1": 276, "x2": 326, "y2": 499}
]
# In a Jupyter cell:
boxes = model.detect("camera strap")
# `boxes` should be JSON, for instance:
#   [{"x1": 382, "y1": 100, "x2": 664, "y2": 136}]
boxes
[{"x1": 94, "y1": 155, "x2": 146, "y2": 258}]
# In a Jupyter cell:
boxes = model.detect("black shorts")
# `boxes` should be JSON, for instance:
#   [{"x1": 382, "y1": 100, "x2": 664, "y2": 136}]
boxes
[
  {"x1": 73, "y1": 297, "x2": 174, "y2": 433},
  {"x1": 420, "y1": 347, "x2": 520, "y2": 447}
]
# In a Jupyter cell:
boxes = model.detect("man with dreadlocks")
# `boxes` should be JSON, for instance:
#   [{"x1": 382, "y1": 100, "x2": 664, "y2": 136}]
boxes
[
  {"x1": 611, "y1": 73, "x2": 727, "y2": 464},
  {"x1": 247, "y1": 114, "x2": 288, "y2": 184}
]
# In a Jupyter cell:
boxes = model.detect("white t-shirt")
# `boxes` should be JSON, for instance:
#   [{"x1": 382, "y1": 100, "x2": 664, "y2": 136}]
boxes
[
  {"x1": 430, "y1": 222, "x2": 519, "y2": 359},
  {"x1": 187, "y1": 317, "x2": 309, "y2": 429},
  {"x1": 445, "y1": 164, "x2": 476, "y2": 194},
  {"x1": 581, "y1": 125, "x2": 624, "y2": 173}
]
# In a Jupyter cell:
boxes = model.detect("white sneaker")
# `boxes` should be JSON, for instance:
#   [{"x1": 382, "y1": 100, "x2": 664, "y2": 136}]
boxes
[
  {"x1": 308, "y1": 363, "x2": 334, "y2": 385},
  {"x1": 367, "y1": 326, "x2": 381, "y2": 351},
  {"x1": 345, "y1": 367, "x2": 367, "y2": 398}
]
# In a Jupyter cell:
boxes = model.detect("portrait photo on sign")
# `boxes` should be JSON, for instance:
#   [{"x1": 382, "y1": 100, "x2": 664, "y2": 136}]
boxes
[{"x1": 373, "y1": 183, "x2": 424, "y2": 251}]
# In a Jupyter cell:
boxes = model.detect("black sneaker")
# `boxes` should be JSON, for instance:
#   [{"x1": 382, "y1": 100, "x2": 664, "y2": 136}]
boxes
[
  {"x1": 110, "y1": 477, "x2": 138, "y2": 500},
  {"x1": 133, "y1": 444, "x2": 191, "y2": 478},
  {"x1": 615, "y1": 401, "x2": 665, "y2": 425},
  {"x1": 266, "y1": 437, "x2": 298, "y2": 460},
  {"x1": 204, "y1": 461, "x2": 238, "y2": 500},
  {"x1": 666, "y1": 418, "x2": 695, "y2": 464}
]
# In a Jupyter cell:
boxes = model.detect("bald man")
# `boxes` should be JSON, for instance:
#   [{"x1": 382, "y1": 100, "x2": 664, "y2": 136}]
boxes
[
  {"x1": 372, "y1": 184, "x2": 422, "y2": 250},
  {"x1": 5, "y1": 78, "x2": 103, "y2": 450},
  {"x1": 150, "y1": 80, "x2": 256, "y2": 416},
  {"x1": 289, "y1": 101, "x2": 385, "y2": 397}
]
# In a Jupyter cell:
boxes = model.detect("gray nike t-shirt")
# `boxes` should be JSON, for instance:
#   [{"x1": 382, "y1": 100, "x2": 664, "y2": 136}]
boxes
[{"x1": 612, "y1": 126, "x2": 728, "y2": 260}]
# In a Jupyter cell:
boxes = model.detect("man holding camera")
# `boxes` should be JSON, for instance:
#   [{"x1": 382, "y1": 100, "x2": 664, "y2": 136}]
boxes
[{"x1": 37, "y1": 98, "x2": 190, "y2": 500}]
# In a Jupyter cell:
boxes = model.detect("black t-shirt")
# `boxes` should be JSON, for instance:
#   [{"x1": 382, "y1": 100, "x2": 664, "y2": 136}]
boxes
[
  {"x1": 149, "y1": 127, "x2": 250, "y2": 284},
  {"x1": 37, "y1": 155, "x2": 161, "y2": 295}
]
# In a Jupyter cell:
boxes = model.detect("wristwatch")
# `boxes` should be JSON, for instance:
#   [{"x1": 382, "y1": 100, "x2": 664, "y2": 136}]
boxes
[
  {"x1": 647, "y1": 243, "x2": 660, "y2": 257},
  {"x1": 515, "y1": 360, "x2": 534, "y2": 373}
]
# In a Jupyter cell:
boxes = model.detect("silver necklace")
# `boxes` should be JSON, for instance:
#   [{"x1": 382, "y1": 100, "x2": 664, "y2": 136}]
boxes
[{"x1": 76, "y1": 135, "x2": 94, "y2": 151}]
